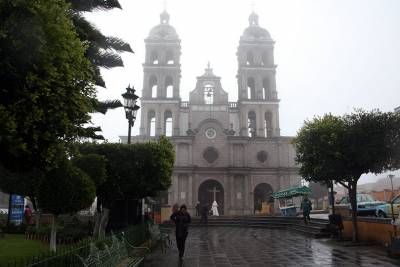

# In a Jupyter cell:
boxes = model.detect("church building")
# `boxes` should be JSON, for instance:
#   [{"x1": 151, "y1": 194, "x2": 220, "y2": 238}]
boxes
[{"x1": 122, "y1": 10, "x2": 301, "y2": 215}]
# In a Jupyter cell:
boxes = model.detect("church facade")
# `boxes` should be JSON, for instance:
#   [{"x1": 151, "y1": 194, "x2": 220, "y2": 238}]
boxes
[{"x1": 122, "y1": 10, "x2": 301, "y2": 215}]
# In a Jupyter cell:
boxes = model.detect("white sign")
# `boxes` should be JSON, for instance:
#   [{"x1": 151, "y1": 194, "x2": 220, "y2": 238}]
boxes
[
  {"x1": 180, "y1": 192, "x2": 186, "y2": 199},
  {"x1": 237, "y1": 192, "x2": 242, "y2": 199}
]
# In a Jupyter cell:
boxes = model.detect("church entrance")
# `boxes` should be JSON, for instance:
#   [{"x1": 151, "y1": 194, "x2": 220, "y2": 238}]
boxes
[
  {"x1": 254, "y1": 183, "x2": 273, "y2": 214},
  {"x1": 198, "y1": 179, "x2": 224, "y2": 215}
]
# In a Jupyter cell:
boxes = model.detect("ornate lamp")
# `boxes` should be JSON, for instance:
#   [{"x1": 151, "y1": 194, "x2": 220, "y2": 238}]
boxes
[{"x1": 121, "y1": 85, "x2": 140, "y2": 144}]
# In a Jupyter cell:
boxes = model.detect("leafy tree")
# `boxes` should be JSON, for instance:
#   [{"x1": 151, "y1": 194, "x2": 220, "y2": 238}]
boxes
[
  {"x1": 340, "y1": 110, "x2": 400, "y2": 241},
  {"x1": 38, "y1": 158, "x2": 96, "y2": 252},
  {"x1": 294, "y1": 110, "x2": 400, "y2": 241},
  {"x1": 293, "y1": 114, "x2": 347, "y2": 214},
  {"x1": 72, "y1": 153, "x2": 107, "y2": 237},
  {"x1": 78, "y1": 136, "x2": 175, "y2": 236},
  {"x1": 0, "y1": 0, "x2": 96, "y2": 205}
]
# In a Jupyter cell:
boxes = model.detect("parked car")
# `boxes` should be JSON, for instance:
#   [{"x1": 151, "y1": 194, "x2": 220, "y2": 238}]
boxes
[
  {"x1": 376, "y1": 194, "x2": 400, "y2": 218},
  {"x1": 337, "y1": 193, "x2": 386, "y2": 216}
]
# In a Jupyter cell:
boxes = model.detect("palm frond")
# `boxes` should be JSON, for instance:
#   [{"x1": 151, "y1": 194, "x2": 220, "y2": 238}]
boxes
[
  {"x1": 88, "y1": 49, "x2": 124, "y2": 69},
  {"x1": 95, "y1": 100, "x2": 122, "y2": 114},
  {"x1": 68, "y1": 0, "x2": 121, "y2": 12},
  {"x1": 71, "y1": 14, "x2": 107, "y2": 45},
  {"x1": 106, "y1": 37, "x2": 133, "y2": 53},
  {"x1": 78, "y1": 126, "x2": 105, "y2": 140},
  {"x1": 93, "y1": 67, "x2": 106, "y2": 87}
]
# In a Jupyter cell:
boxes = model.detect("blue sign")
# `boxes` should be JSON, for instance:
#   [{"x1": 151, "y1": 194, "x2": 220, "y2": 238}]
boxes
[{"x1": 9, "y1": 195, "x2": 24, "y2": 225}]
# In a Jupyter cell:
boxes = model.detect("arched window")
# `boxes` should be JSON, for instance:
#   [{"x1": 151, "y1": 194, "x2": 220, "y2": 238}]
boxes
[
  {"x1": 204, "y1": 84, "x2": 214, "y2": 104},
  {"x1": 263, "y1": 78, "x2": 270, "y2": 100},
  {"x1": 150, "y1": 76, "x2": 157, "y2": 98},
  {"x1": 150, "y1": 50, "x2": 158, "y2": 65},
  {"x1": 166, "y1": 50, "x2": 174, "y2": 65},
  {"x1": 164, "y1": 111, "x2": 173, "y2": 136},
  {"x1": 165, "y1": 76, "x2": 173, "y2": 98},
  {"x1": 264, "y1": 111, "x2": 273, "y2": 138},
  {"x1": 261, "y1": 52, "x2": 268, "y2": 67},
  {"x1": 247, "y1": 77, "x2": 255, "y2": 100},
  {"x1": 246, "y1": 51, "x2": 254, "y2": 66},
  {"x1": 248, "y1": 111, "x2": 257, "y2": 137},
  {"x1": 148, "y1": 111, "x2": 156, "y2": 136}
]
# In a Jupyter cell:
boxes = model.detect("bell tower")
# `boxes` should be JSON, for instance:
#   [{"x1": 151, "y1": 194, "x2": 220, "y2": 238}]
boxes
[
  {"x1": 237, "y1": 12, "x2": 280, "y2": 138},
  {"x1": 139, "y1": 9, "x2": 181, "y2": 136}
]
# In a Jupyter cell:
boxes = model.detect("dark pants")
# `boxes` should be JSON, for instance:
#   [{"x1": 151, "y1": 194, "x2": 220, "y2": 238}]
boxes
[
  {"x1": 176, "y1": 233, "x2": 188, "y2": 257},
  {"x1": 303, "y1": 211, "x2": 311, "y2": 224}
]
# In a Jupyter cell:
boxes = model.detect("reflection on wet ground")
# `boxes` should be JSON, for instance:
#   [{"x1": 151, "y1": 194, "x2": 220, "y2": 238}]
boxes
[{"x1": 145, "y1": 227, "x2": 400, "y2": 267}]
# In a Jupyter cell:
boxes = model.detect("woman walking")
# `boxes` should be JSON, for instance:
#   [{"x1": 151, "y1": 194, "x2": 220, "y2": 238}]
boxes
[{"x1": 170, "y1": 204, "x2": 191, "y2": 260}]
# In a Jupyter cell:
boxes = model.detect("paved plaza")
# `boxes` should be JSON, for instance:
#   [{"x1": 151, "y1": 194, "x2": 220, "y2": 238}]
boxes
[{"x1": 145, "y1": 227, "x2": 400, "y2": 267}]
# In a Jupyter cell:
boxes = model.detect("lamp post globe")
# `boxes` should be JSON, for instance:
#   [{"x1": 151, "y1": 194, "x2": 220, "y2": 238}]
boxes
[{"x1": 122, "y1": 85, "x2": 140, "y2": 144}]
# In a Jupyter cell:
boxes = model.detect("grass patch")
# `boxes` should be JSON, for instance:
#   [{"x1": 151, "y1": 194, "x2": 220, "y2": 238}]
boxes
[{"x1": 0, "y1": 234, "x2": 50, "y2": 265}]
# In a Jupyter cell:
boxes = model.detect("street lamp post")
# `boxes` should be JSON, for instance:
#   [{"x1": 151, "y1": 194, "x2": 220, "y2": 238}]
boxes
[
  {"x1": 121, "y1": 85, "x2": 140, "y2": 144},
  {"x1": 389, "y1": 174, "x2": 397, "y2": 236},
  {"x1": 121, "y1": 85, "x2": 140, "y2": 225}
]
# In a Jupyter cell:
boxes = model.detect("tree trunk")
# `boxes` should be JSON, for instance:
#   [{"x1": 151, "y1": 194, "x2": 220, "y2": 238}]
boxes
[
  {"x1": 349, "y1": 182, "x2": 358, "y2": 242},
  {"x1": 93, "y1": 199, "x2": 101, "y2": 238},
  {"x1": 50, "y1": 215, "x2": 57, "y2": 252},
  {"x1": 98, "y1": 208, "x2": 109, "y2": 239},
  {"x1": 330, "y1": 182, "x2": 335, "y2": 215}
]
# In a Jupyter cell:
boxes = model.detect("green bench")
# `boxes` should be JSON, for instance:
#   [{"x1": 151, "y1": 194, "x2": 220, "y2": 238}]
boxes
[
  {"x1": 147, "y1": 221, "x2": 171, "y2": 253},
  {"x1": 76, "y1": 232, "x2": 149, "y2": 267}
]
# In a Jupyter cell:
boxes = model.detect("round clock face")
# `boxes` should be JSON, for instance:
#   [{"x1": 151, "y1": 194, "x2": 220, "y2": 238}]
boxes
[{"x1": 205, "y1": 128, "x2": 217, "y2": 139}]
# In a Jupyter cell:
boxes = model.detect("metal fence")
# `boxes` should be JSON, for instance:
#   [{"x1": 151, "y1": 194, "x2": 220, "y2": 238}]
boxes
[{"x1": 1, "y1": 224, "x2": 147, "y2": 267}]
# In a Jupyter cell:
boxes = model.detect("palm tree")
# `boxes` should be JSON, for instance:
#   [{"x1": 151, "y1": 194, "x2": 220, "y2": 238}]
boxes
[
  {"x1": 67, "y1": 0, "x2": 133, "y2": 87},
  {"x1": 66, "y1": 0, "x2": 134, "y2": 138}
]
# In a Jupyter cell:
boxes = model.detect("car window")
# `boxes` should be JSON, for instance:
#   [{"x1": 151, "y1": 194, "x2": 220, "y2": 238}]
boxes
[
  {"x1": 394, "y1": 196, "x2": 400, "y2": 204},
  {"x1": 357, "y1": 194, "x2": 375, "y2": 202},
  {"x1": 340, "y1": 197, "x2": 348, "y2": 204}
]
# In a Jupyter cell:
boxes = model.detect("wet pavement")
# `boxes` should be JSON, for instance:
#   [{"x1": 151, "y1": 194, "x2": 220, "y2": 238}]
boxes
[{"x1": 144, "y1": 227, "x2": 400, "y2": 267}]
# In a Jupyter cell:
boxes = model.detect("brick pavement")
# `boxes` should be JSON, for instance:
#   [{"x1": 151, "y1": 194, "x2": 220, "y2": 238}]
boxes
[{"x1": 144, "y1": 227, "x2": 400, "y2": 267}]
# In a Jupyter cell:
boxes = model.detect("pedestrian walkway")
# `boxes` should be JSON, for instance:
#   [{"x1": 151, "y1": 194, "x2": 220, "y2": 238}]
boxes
[{"x1": 145, "y1": 227, "x2": 400, "y2": 267}]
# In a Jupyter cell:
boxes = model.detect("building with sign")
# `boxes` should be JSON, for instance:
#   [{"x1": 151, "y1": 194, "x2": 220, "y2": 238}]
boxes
[{"x1": 121, "y1": 10, "x2": 300, "y2": 215}]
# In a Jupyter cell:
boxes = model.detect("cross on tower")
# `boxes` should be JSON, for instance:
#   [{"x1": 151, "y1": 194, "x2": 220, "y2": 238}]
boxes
[{"x1": 207, "y1": 186, "x2": 220, "y2": 202}]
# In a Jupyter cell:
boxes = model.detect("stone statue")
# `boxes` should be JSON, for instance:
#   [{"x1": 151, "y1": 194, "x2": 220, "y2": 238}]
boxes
[{"x1": 211, "y1": 200, "x2": 219, "y2": 216}]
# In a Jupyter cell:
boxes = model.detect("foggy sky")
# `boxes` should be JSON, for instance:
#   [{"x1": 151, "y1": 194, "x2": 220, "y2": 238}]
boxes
[{"x1": 86, "y1": 0, "x2": 400, "y2": 183}]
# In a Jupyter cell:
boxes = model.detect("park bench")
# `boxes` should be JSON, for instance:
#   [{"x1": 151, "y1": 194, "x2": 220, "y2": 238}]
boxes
[
  {"x1": 147, "y1": 221, "x2": 171, "y2": 253},
  {"x1": 76, "y1": 232, "x2": 149, "y2": 267}
]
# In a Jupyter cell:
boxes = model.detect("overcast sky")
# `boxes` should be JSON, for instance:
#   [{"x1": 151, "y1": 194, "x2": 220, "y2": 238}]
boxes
[{"x1": 86, "y1": 0, "x2": 400, "y2": 184}]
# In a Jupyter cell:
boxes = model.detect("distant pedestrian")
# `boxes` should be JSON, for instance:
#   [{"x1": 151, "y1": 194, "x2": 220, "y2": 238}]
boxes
[
  {"x1": 200, "y1": 203, "x2": 208, "y2": 224},
  {"x1": 170, "y1": 204, "x2": 191, "y2": 259},
  {"x1": 301, "y1": 195, "x2": 312, "y2": 225},
  {"x1": 195, "y1": 201, "x2": 200, "y2": 216},
  {"x1": 211, "y1": 200, "x2": 219, "y2": 216},
  {"x1": 24, "y1": 205, "x2": 32, "y2": 225}
]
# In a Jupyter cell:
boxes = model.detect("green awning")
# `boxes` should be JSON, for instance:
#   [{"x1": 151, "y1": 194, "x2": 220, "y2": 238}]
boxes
[{"x1": 272, "y1": 186, "x2": 311, "y2": 199}]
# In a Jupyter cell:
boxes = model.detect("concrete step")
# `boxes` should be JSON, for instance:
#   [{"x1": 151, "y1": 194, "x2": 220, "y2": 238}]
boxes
[{"x1": 165, "y1": 215, "x2": 332, "y2": 238}]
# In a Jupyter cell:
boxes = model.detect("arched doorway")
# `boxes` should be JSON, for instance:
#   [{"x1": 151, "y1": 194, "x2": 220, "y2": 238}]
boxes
[
  {"x1": 198, "y1": 179, "x2": 224, "y2": 215},
  {"x1": 254, "y1": 183, "x2": 273, "y2": 214}
]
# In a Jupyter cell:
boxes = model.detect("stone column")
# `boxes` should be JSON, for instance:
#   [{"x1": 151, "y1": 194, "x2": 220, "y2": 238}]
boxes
[
  {"x1": 223, "y1": 174, "x2": 229, "y2": 215},
  {"x1": 173, "y1": 110, "x2": 179, "y2": 136},
  {"x1": 229, "y1": 145, "x2": 233, "y2": 166},
  {"x1": 189, "y1": 144, "x2": 193, "y2": 165},
  {"x1": 156, "y1": 107, "x2": 162, "y2": 136},
  {"x1": 188, "y1": 174, "x2": 193, "y2": 208},
  {"x1": 230, "y1": 175, "x2": 235, "y2": 215},
  {"x1": 244, "y1": 174, "x2": 249, "y2": 214}
]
